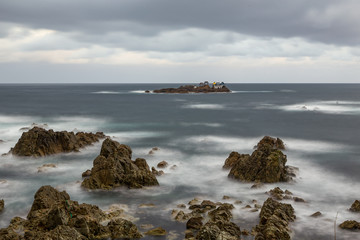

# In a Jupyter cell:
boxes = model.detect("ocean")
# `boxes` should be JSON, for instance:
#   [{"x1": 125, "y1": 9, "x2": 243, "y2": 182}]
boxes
[{"x1": 0, "y1": 83, "x2": 360, "y2": 239}]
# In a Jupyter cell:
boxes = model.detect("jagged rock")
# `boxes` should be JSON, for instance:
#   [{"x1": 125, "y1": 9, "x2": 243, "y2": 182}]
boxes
[
  {"x1": 151, "y1": 167, "x2": 164, "y2": 176},
  {"x1": 310, "y1": 211, "x2": 322, "y2": 217},
  {"x1": 153, "y1": 84, "x2": 231, "y2": 94},
  {"x1": 255, "y1": 136, "x2": 285, "y2": 150},
  {"x1": 0, "y1": 185, "x2": 142, "y2": 239},
  {"x1": 81, "y1": 170, "x2": 91, "y2": 178},
  {"x1": 196, "y1": 221, "x2": 241, "y2": 240},
  {"x1": 145, "y1": 227, "x2": 167, "y2": 236},
  {"x1": 11, "y1": 127, "x2": 105, "y2": 157},
  {"x1": 223, "y1": 152, "x2": 250, "y2": 169},
  {"x1": 267, "y1": 187, "x2": 284, "y2": 200},
  {"x1": 339, "y1": 220, "x2": 360, "y2": 230},
  {"x1": 0, "y1": 199, "x2": 4, "y2": 212},
  {"x1": 37, "y1": 163, "x2": 57, "y2": 173},
  {"x1": 188, "y1": 198, "x2": 200, "y2": 205},
  {"x1": 227, "y1": 136, "x2": 293, "y2": 183},
  {"x1": 254, "y1": 198, "x2": 296, "y2": 240},
  {"x1": 350, "y1": 200, "x2": 360, "y2": 212},
  {"x1": 81, "y1": 138, "x2": 159, "y2": 189},
  {"x1": 186, "y1": 217, "x2": 203, "y2": 230},
  {"x1": 201, "y1": 200, "x2": 217, "y2": 210},
  {"x1": 157, "y1": 161, "x2": 168, "y2": 168}
]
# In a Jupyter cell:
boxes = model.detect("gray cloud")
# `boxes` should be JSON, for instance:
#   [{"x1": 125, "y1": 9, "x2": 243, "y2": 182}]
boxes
[{"x1": 1, "y1": 0, "x2": 359, "y2": 46}]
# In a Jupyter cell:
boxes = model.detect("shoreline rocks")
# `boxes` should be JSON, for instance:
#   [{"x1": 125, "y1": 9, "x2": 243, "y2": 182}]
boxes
[
  {"x1": 10, "y1": 127, "x2": 105, "y2": 157},
  {"x1": 0, "y1": 185, "x2": 142, "y2": 239},
  {"x1": 226, "y1": 136, "x2": 294, "y2": 183},
  {"x1": 81, "y1": 138, "x2": 159, "y2": 190},
  {"x1": 153, "y1": 84, "x2": 231, "y2": 94},
  {"x1": 254, "y1": 197, "x2": 296, "y2": 240}
]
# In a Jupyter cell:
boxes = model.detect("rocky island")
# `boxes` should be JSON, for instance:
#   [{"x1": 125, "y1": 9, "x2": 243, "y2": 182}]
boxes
[{"x1": 151, "y1": 81, "x2": 231, "y2": 93}]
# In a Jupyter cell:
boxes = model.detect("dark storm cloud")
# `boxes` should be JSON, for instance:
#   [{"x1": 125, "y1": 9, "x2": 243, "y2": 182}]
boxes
[{"x1": 0, "y1": 0, "x2": 359, "y2": 46}]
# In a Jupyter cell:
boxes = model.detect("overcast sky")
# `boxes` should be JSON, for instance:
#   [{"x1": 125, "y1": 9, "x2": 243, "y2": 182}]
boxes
[{"x1": 1, "y1": 0, "x2": 360, "y2": 83}]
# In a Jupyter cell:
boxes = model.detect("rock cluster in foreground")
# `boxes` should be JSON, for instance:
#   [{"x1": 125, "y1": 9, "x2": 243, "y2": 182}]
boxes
[
  {"x1": 152, "y1": 84, "x2": 231, "y2": 94},
  {"x1": 11, "y1": 127, "x2": 105, "y2": 157},
  {"x1": 0, "y1": 185, "x2": 142, "y2": 239},
  {"x1": 225, "y1": 136, "x2": 294, "y2": 183},
  {"x1": 254, "y1": 197, "x2": 296, "y2": 240},
  {"x1": 81, "y1": 138, "x2": 159, "y2": 189},
  {"x1": 339, "y1": 200, "x2": 360, "y2": 231}
]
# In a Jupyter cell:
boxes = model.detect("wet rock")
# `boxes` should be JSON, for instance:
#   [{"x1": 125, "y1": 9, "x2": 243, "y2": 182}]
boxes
[
  {"x1": 81, "y1": 138, "x2": 159, "y2": 189},
  {"x1": 339, "y1": 220, "x2": 360, "y2": 230},
  {"x1": 310, "y1": 211, "x2": 322, "y2": 217},
  {"x1": 234, "y1": 200, "x2": 242, "y2": 205},
  {"x1": 81, "y1": 169, "x2": 91, "y2": 178},
  {"x1": 293, "y1": 197, "x2": 306, "y2": 203},
  {"x1": 151, "y1": 167, "x2": 164, "y2": 176},
  {"x1": 228, "y1": 136, "x2": 293, "y2": 183},
  {"x1": 188, "y1": 198, "x2": 200, "y2": 206},
  {"x1": 254, "y1": 197, "x2": 296, "y2": 240},
  {"x1": 37, "y1": 163, "x2": 57, "y2": 173},
  {"x1": 284, "y1": 189, "x2": 293, "y2": 195},
  {"x1": 177, "y1": 204, "x2": 186, "y2": 209},
  {"x1": 255, "y1": 136, "x2": 285, "y2": 150},
  {"x1": 201, "y1": 200, "x2": 217, "y2": 210},
  {"x1": 145, "y1": 90, "x2": 150, "y2": 93},
  {"x1": 223, "y1": 152, "x2": 250, "y2": 169},
  {"x1": 196, "y1": 221, "x2": 241, "y2": 240},
  {"x1": 267, "y1": 187, "x2": 284, "y2": 200},
  {"x1": 251, "y1": 182, "x2": 264, "y2": 189},
  {"x1": 0, "y1": 185, "x2": 142, "y2": 239},
  {"x1": 11, "y1": 127, "x2": 105, "y2": 157},
  {"x1": 148, "y1": 147, "x2": 159, "y2": 155},
  {"x1": 145, "y1": 227, "x2": 167, "y2": 236},
  {"x1": 0, "y1": 199, "x2": 4, "y2": 212},
  {"x1": 350, "y1": 200, "x2": 360, "y2": 212},
  {"x1": 186, "y1": 217, "x2": 203, "y2": 230},
  {"x1": 157, "y1": 161, "x2": 168, "y2": 168},
  {"x1": 223, "y1": 195, "x2": 231, "y2": 200}
]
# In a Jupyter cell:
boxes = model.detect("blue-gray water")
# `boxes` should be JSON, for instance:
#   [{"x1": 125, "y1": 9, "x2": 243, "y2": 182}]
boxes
[{"x1": 0, "y1": 84, "x2": 360, "y2": 239}]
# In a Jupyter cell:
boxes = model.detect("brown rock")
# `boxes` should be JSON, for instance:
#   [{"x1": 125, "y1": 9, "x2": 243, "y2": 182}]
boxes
[
  {"x1": 293, "y1": 197, "x2": 306, "y2": 203},
  {"x1": 151, "y1": 167, "x2": 164, "y2": 176},
  {"x1": 254, "y1": 198, "x2": 296, "y2": 240},
  {"x1": 145, "y1": 227, "x2": 167, "y2": 236},
  {"x1": 255, "y1": 136, "x2": 285, "y2": 150},
  {"x1": 228, "y1": 137, "x2": 292, "y2": 183},
  {"x1": 177, "y1": 204, "x2": 186, "y2": 208},
  {"x1": 11, "y1": 127, "x2": 105, "y2": 157},
  {"x1": 81, "y1": 138, "x2": 159, "y2": 189},
  {"x1": 157, "y1": 161, "x2": 168, "y2": 168},
  {"x1": 108, "y1": 218, "x2": 143, "y2": 239},
  {"x1": 196, "y1": 221, "x2": 241, "y2": 240},
  {"x1": 37, "y1": 163, "x2": 57, "y2": 173},
  {"x1": 350, "y1": 200, "x2": 360, "y2": 212},
  {"x1": 310, "y1": 211, "x2": 322, "y2": 217},
  {"x1": 339, "y1": 220, "x2": 360, "y2": 230},
  {"x1": 81, "y1": 170, "x2": 91, "y2": 178},
  {"x1": 223, "y1": 152, "x2": 250, "y2": 169},
  {"x1": 186, "y1": 217, "x2": 203, "y2": 230}
]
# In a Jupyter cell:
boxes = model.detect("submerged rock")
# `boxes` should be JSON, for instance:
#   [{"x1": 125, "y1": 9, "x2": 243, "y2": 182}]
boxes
[
  {"x1": 81, "y1": 138, "x2": 159, "y2": 189},
  {"x1": 254, "y1": 198, "x2": 296, "y2": 240},
  {"x1": 310, "y1": 211, "x2": 322, "y2": 218},
  {"x1": 145, "y1": 227, "x2": 167, "y2": 236},
  {"x1": 0, "y1": 185, "x2": 142, "y2": 239},
  {"x1": 350, "y1": 200, "x2": 360, "y2": 212},
  {"x1": 157, "y1": 161, "x2": 168, "y2": 168},
  {"x1": 37, "y1": 163, "x2": 57, "y2": 173},
  {"x1": 11, "y1": 127, "x2": 105, "y2": 157},
  {"x1": 227, "y1": 136, "x2": 293, "y2": 183}
]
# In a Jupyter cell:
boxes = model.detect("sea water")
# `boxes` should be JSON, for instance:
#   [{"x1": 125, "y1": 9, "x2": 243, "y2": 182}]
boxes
[{"x1": 0, "y1": 84, "x2": 360, "y2": 239}]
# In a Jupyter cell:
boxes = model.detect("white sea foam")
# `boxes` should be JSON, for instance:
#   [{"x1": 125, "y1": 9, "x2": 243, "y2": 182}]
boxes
[
  {"x1": 182, "y1": 103, "x2": 226, "y2": 110},
  {"x1": 262, "y1": 100, "x2": 360, "y2": 115},
  {"x1": 231, "y1": 90, "x2": 273, "y2": 93},
  {"x1": 180, "y1": 122, "x2": 223, "y2": 128},
  {"x1": 91, "y1": 91, "x2": 122, "y2": 94},
  {"x1": 129, "y1": 90, "x2": 148, "y2": 94}
]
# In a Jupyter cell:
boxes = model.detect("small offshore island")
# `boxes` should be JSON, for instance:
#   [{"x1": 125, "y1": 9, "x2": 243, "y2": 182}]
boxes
[{"x1": 149, "y1": 81, "x2": 231, "y2": 93}]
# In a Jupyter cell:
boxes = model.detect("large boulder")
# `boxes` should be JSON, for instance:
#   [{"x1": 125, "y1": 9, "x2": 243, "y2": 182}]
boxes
[
  {"x1": 254, "y1": 198, "x2": 296, "y2": 240},
  {"x1": 227, "y1": 136, "x2": 292, "y2": 183},
  {"x1": 0, "y1": 185, "x2": 142, "y2": 240},
  {"x1": 11, "y1": 127, "x2": 105, "y2": 157},
  {"x1": 81, "y1": 138, "x2": 159, "y2": 189}
]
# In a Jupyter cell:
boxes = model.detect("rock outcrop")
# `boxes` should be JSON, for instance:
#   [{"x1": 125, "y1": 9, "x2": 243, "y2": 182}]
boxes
[
  {"x1": 339, "y1": 220, "x2": 360, "y2": 230},
  {"x1": 223, "y1": 152, "x2": 250, "y2": 169},
  {"x1": 254, "y1": 198, "x2": 296, "y2": 240},
  {"x1": 153, "y1": 84, "x2": 231, "y2": 94},
  {"x1": 0, "y1": 185, "x2": 142, "y2": 239},
  {"x1": 227, "y1": 136, "x2": 293, "y2": 183},
  {"x1": 350, "y1": 200, "x2": 360, "y2": 212},
  {"x1": 81, "y1": 138, "x2": 159, "y2": 189},
  {"x1": 11, "y1": 127, "x2": 105, "y2": 157}
]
